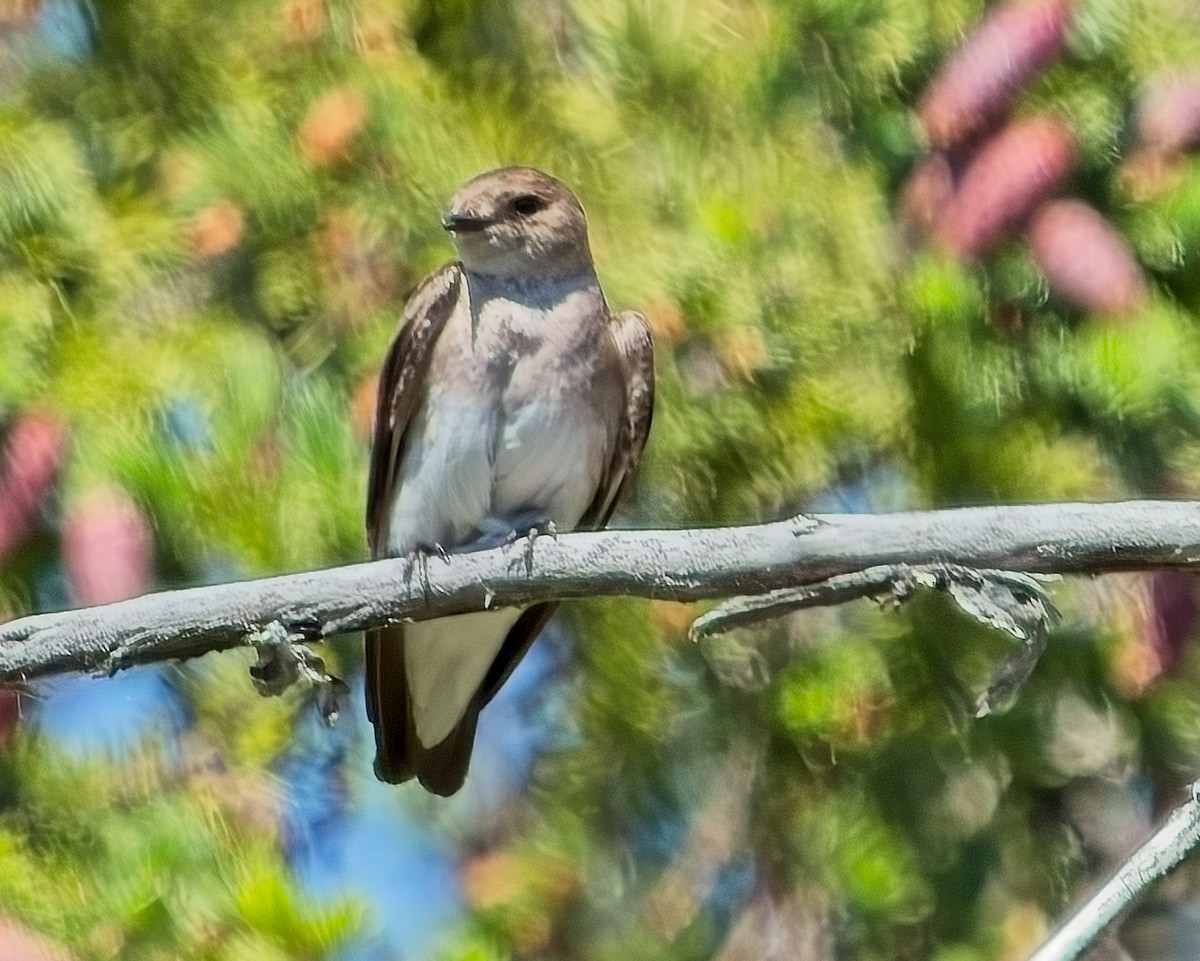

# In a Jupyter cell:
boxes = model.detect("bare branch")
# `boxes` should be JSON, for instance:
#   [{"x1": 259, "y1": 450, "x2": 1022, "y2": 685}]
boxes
[
  {"x1": 689, "y1": 565, "x2": 915, "y2": 638},
  {"x1": 689, "y1": 564, "x2": 1055, "y2": 639},
  {"x1": 1025, "y1": 782, "x2": 1200, "y2": 961},
  {"x1": 2, "y1": 499, "x2": 1200, "y2": 685},
  {"x1": 692, "y1": 564, "x2": 1058, "y2": 715}
]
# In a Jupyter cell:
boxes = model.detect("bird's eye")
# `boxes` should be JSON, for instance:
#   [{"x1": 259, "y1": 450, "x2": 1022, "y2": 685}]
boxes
[{"x1": 511, "y1": 194, "x2": 545, "y2": 216}]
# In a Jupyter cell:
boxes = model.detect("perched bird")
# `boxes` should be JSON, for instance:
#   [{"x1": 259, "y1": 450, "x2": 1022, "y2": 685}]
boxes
[{"x1": 365, "y1": 167, "x2": 655, "y2": 795}]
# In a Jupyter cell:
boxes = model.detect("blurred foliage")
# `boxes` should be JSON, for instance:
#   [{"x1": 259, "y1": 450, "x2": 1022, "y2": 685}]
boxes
[
  {"x1": 0, "y1": 731, "x2": 362, "y2": 960},
  {"x1": 2, "y1": 0, "x2": 1200, "y2": 958}
]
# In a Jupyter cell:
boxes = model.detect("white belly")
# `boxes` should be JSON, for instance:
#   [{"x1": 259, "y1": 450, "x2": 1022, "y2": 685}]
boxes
[
  {"x1": 494, "y1": 398, "x2": 609, "y2": 526},
  {"x1": 385, "y1": 399, "x2": 495, "y2": 555}
]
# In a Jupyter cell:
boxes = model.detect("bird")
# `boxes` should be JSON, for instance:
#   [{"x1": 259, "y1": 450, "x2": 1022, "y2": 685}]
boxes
[{"x1": 364, "y1": 166, "x2": 655, "y2": 795}]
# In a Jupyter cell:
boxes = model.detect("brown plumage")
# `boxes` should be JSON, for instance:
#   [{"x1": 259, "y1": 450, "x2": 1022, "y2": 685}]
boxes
[{"x1": 365, "y1": 167, "x2": 654, "y2": 795}]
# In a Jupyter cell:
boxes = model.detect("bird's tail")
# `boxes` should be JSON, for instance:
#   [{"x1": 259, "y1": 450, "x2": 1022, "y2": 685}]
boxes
[{"x1": 365, "y1": 623, "x2": 480, "y2": 796}]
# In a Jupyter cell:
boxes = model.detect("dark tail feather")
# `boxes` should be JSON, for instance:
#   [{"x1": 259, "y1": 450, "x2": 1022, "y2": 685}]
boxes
[
  {"x1": 414, "y1": 704, "x2": 479, "y2": 796},
  {"x1": 366, "y1": 624, "x2": 416, "y2": 784},
  {"x1": 365, "y1": 623, "x2": 480, "y2": 795}
]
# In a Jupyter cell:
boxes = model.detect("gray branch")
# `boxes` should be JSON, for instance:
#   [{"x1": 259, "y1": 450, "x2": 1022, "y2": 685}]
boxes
[
  {"x1": 1, "y1": 499, "x2": 1199, "y2": 684},
  {"x1": 692, "y1": 564, "x2": 1058, "y2": 717},
  {"x1": 1025, "y1": 782, "x2": 1200, "y2": 961},
  {"x1": 689, "y1": 565, "x2": 920, "y2": 639},
  {"x1": 689, "y1": 564, "x2": 1055, "y2": 639}
]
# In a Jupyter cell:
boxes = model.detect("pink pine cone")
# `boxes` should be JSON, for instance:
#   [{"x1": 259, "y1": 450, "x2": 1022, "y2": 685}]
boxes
[
  {"x1": 1143, "y1": 571, "x2": 1200, "y2": 676},
  {"x1": 0, "y1": 917, "x2": 77, "y2": 961},
  {"x1": 63, "y1": 486, "x2": 154, "y2": 606},
  {"x1": 919, "y1": 0, "x2": 1075, "y2": 150},
  {"x1": 898, "y1": 153, "x2": 955, "y2": 237},
  {"x1": 934, "y1": 117, "x2": 1076, "y2": 259},
  {"x1": 1136, "y1": 73, "x2": 1200, "y2": 155},
  {"x1": 1026, "y1": 200, "x2": 1147, "y2": 315},
  {"x1": 0, "y1": 412, "x2": 68, "y2": 562}
]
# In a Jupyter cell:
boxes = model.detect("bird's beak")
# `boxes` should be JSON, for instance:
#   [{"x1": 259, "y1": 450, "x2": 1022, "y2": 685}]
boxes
[{"x1": 441, "y1": 211, "x2": 494, "y2": 233}]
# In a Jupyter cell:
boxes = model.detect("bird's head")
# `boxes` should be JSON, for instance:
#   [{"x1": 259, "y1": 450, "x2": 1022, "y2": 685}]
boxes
[{"x1": 442, "y1": 167, "x2": 593, "y2": 279}]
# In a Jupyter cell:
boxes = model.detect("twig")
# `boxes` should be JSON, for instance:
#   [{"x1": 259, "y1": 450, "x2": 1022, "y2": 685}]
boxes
[
  {"x1": 1025, "y1": 781, "x2": 1200, "y2": 961},
  {"x1": 688, "y1": 563, "x2": 1054, "y2": 639},
  {"x1": 689, "y1": 565, "x2": 910, "y2": 638}
]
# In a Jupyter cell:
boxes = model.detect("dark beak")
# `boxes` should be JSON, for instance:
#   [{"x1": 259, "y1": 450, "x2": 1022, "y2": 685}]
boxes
[{"x1": 441, "y1": 211, "x2": 494, "y2": 233}]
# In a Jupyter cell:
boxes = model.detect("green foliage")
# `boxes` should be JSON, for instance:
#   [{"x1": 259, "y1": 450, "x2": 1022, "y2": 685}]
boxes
[{"x1": 0, "y1": 742, "x2": 361, "y2": 960}]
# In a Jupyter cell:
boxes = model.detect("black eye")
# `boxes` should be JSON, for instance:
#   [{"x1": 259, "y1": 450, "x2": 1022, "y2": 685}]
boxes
[{"x1": 511, "y1": 194, "x2": 545, "y2": 216}]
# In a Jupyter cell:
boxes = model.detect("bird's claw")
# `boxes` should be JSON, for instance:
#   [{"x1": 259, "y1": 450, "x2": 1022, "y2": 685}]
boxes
[
  {"x1": 522, "y1": 526, "x2": 538, "y2": 576},
  {"x1": 518, "y1": 519, "x2": 558, "y2": 575}
]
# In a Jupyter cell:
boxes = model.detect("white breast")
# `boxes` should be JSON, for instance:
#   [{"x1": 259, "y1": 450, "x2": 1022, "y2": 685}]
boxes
[
  {"x1": 385, "y1": 280, "x2": 615, "y2": 554},
  {"x1": 493, "y1": 397, "x2": 609, "y2": 526},
  {"x1": 385, "y1": 397, "x2": 496, "y2": 556}
]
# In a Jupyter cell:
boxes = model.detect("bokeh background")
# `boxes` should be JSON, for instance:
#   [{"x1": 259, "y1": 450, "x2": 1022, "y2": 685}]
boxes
[{"x1": 2, "y1": 0, "x2": 1200, "y2": 958}]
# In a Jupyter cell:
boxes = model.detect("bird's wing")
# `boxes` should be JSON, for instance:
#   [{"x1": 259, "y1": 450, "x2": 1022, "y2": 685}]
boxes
[
  {"x1": 479, "y1": 309, "x2": 655, "y2": 705},
  {"x1": 365, "y1": 262, "x2": 463, "y2": 557},
  {"x1": 365, "y1": 263, "x2": 464, "y2": 790},
  {"x1": 580, "y1": 309, "x2": 656, "y2": 529}
]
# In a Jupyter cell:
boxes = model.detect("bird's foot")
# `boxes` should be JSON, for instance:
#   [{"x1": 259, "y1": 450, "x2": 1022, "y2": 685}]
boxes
[
  {"x1": 518, "y1": 521, "x2": 554, "y2": 576},
  {"x1": 465, "y1": 512, "x2": 555, "y2": 575},
  {"x1": 466, "y1": 520, "x2": 523, "y2": 551},
  {"x1": 469, "y1": 511, "x2": 555, "y2": 549},
  {"x1": 457, "y1": 513, "x2": 556, "y2": 575},
  {"x1": 401, "y1": 542, "x2": 451, "y2": 605},
  {"x1": 410, "y1": 540, "x2": 450, "y2": 565}
]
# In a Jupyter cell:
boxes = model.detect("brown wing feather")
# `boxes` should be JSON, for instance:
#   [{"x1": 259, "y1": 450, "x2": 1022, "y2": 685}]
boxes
[
  {"x1": 365, "y1": 263, "x2": 463, "y2": 555},
  {"x1": 365, "y1": 264, "x2": 463, "y2": 787},
  {"x1": 479, "y1": 309, "x2": 656, "y2": 707},
  {"x1": 580, "y1": 309, "x2": 656, "y2": 529}
]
